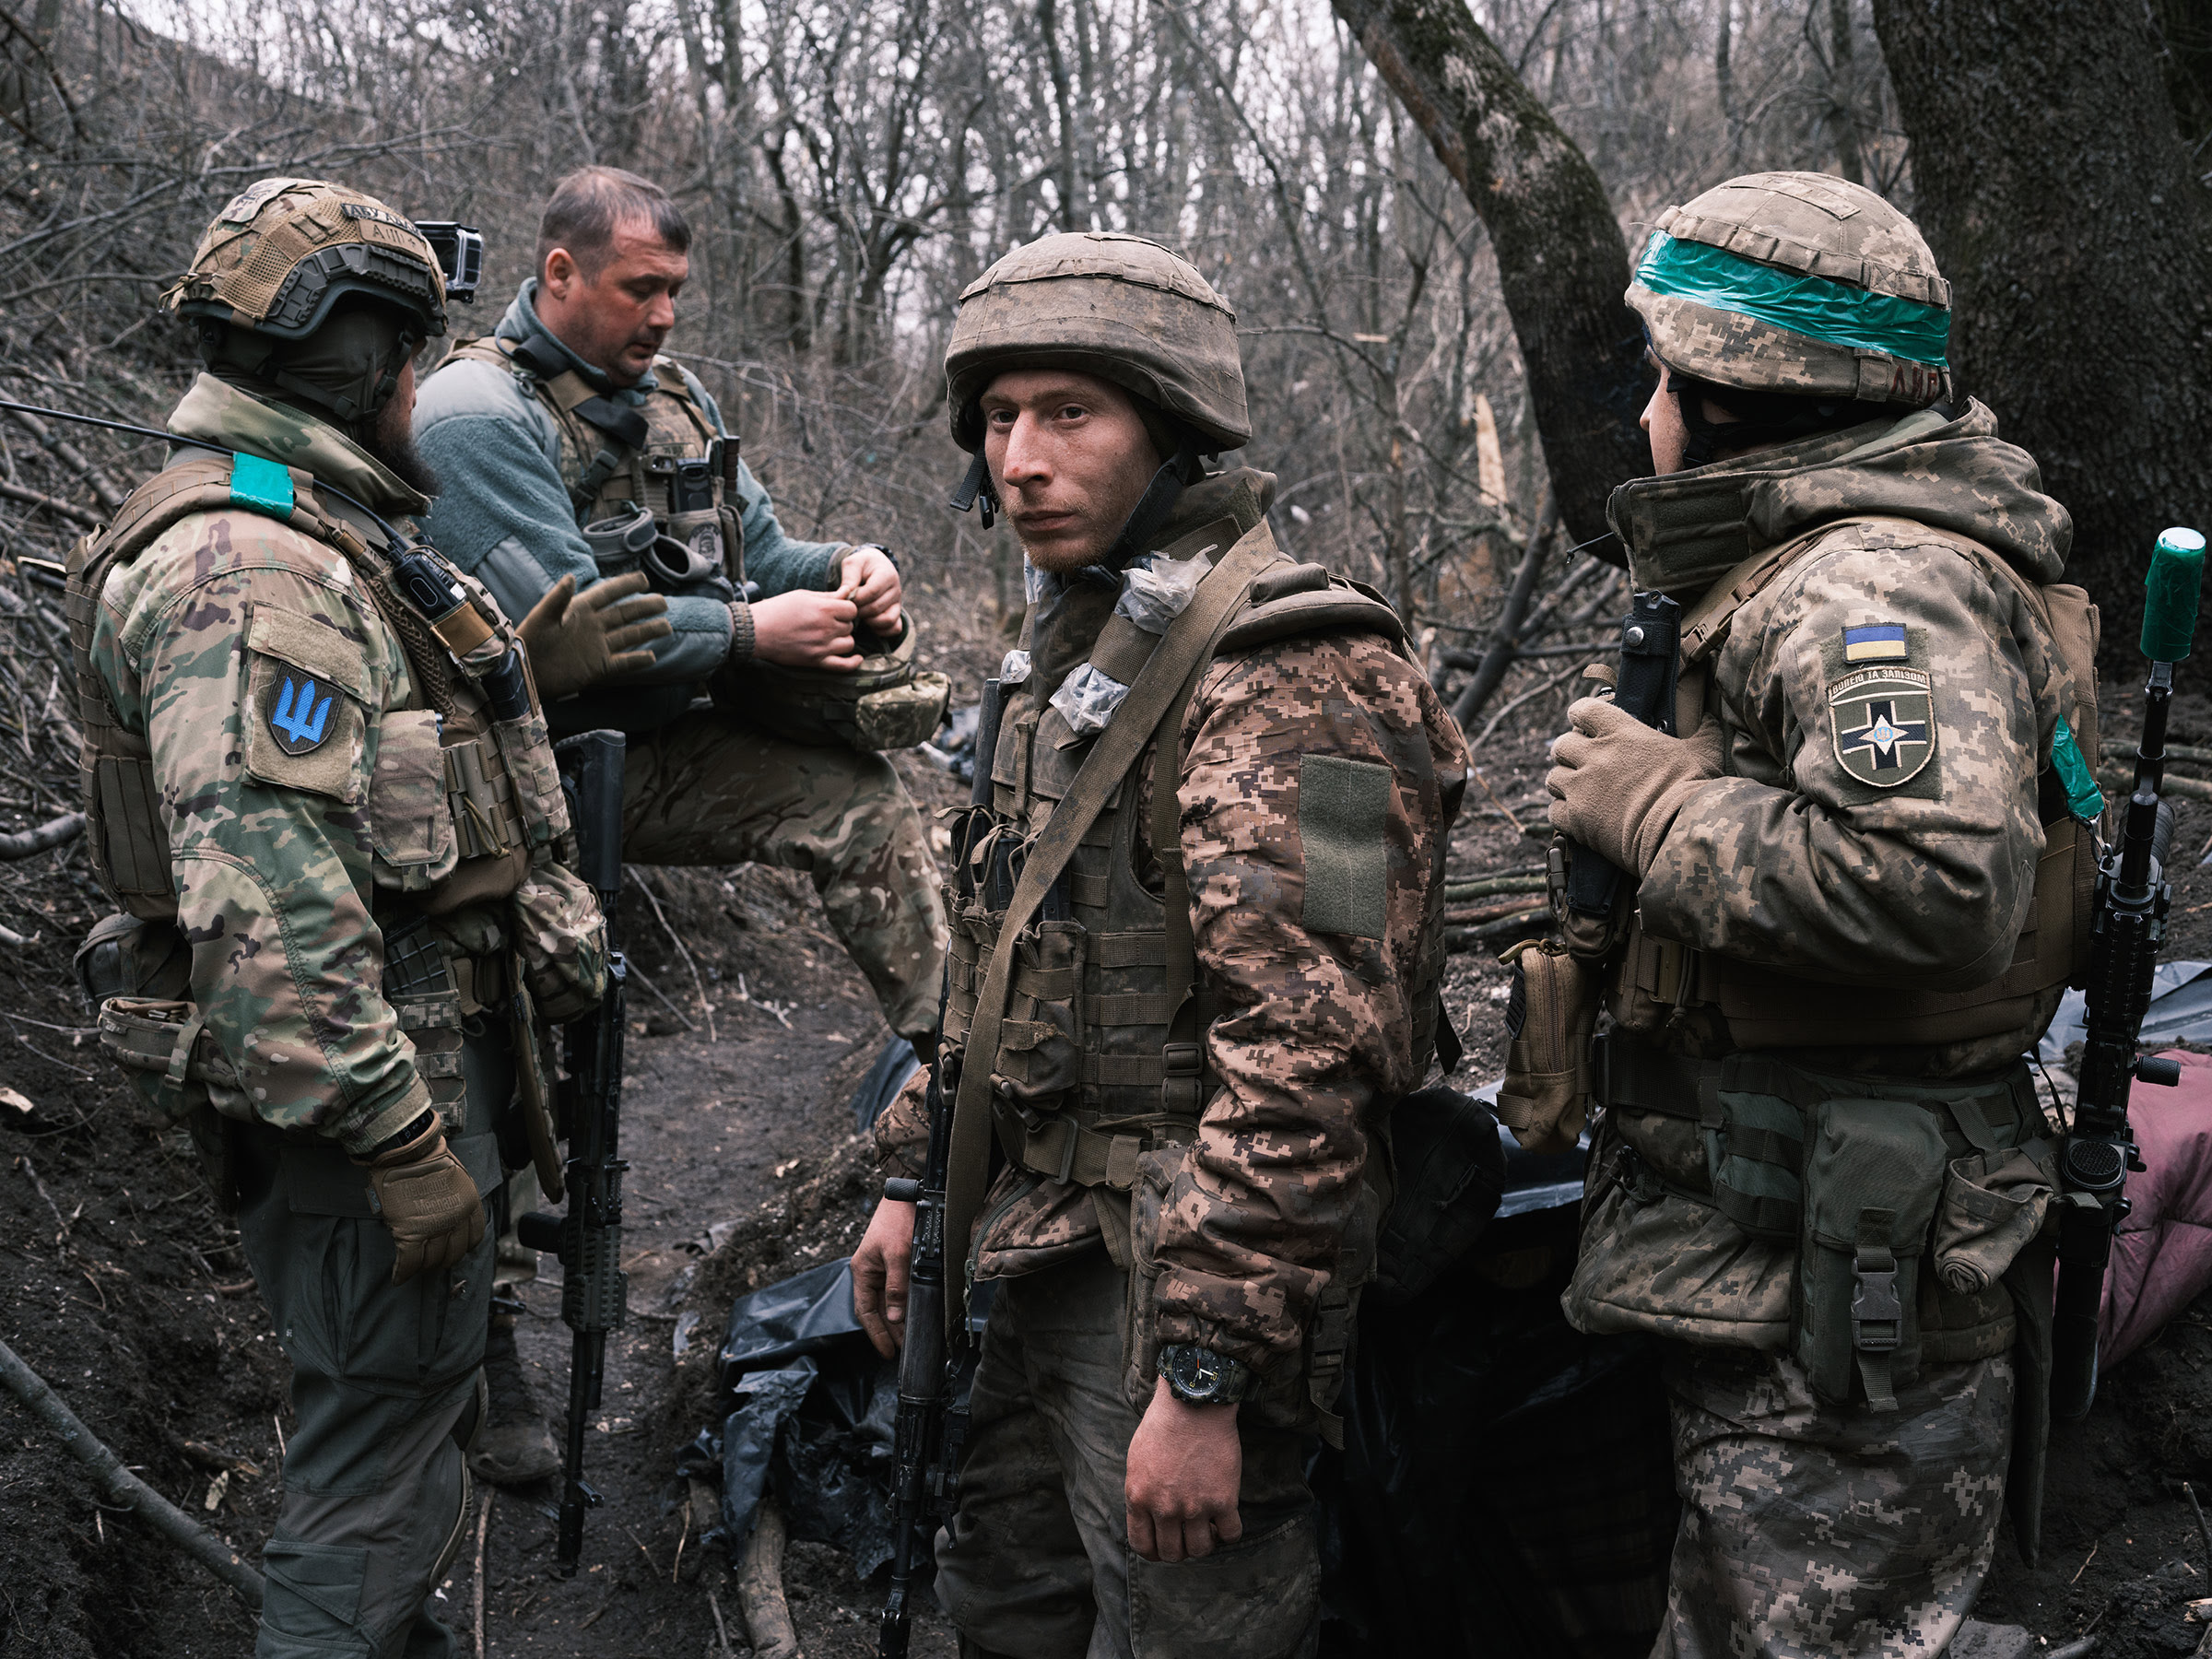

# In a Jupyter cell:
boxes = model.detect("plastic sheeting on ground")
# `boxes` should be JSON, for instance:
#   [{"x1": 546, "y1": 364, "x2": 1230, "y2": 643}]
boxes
[
  {"x1": 848, "y1": 1037, "x2": 921, "y2": 1133},
  {"x1": 677, "y1": 1256, "x2": 904, "y2": 1575},
  {"x1": 2101, "y1": 1049, "x2": 2212, "y2": 1370}
]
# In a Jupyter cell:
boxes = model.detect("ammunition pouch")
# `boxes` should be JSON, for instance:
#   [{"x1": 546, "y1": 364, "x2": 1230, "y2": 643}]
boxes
[
  {"x1": 1496, "y1": 936, "x2": 1598, "y2": 1153},
  {"x1": 714, "y1": 613, "x2": 951, "y2": 752},
  {"x1": 1582, "y1": 1032, "x2": 2049, "y2": 1407}
]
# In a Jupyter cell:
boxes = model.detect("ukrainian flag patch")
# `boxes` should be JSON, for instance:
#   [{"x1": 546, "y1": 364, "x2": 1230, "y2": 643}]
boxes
[{"x1": 1841, "y1": 623, "x2": 1910, "y2": 664}]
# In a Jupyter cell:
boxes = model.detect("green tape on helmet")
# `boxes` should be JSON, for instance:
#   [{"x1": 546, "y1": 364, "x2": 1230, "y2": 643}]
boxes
[
  {"x1": 1635, "y1": 232, "x2": 1952, "y2": 367},
  {"x1": 2048, "y1": 717, "x2": 2104, "y2": 823},
  {"x1": 2141, "y1": 526, "x2": 2206, "y2": 664}
]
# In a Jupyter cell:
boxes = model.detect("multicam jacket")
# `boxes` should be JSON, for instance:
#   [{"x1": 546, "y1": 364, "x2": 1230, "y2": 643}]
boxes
[
  {"x1": 79, "y1": 375, "x2": 590, "y2": 1152},
  {"x1": 877, "y1": 470, "x2": 1469, "y2": 1389}
]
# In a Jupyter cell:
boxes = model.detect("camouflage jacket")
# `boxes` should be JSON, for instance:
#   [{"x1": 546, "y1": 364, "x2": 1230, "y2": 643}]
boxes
[
  {"x1": 85, "y1": 376, "x2": 448, "y2": 1152},
  {"x1": 877, "y1": 474, "x2": 1469, "y2": 1377},
  {"x1": 1623, "y1": 399, "x2": 2077, "y2": 1078}
]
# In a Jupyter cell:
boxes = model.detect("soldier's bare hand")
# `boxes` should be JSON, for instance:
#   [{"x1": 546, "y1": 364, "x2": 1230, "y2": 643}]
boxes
[
  {"x1": 1124, "y1": 1379, "x2": 1243, "y2": 1563},
  {"x1": 752, "y1": 589, "x2": 862, "y2": 670},
  {"x1": 839, "y1": 545, "x2": 904, "y2": 638},
  {"x1": 851, "y1": 1194, "x2": 915, "y2": 1357}
]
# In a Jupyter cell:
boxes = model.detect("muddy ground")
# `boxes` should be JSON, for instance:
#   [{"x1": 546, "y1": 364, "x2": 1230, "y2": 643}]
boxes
[{"x1": 9, "y1": 650, "x2": 2212, "y2": 1655}]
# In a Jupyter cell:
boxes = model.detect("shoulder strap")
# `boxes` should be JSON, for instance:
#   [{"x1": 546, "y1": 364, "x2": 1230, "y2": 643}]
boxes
[{"x1": 941, "y1": 527, "x2": 1281, "y2": 1334}]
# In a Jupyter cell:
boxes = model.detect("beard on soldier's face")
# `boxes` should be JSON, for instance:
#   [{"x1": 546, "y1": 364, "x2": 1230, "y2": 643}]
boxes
[{"x1": 364, "y1": 418, "x2": 440, "y2": 498}]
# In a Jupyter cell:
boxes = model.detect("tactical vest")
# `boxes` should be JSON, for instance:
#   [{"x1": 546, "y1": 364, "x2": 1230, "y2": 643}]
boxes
[
  {"x1": 444, "y1": 335, "x2": 743, "y2": 591},
  {"x1": 67, "y1": 448, "x2": 587, "y2": 1166},
  {"x1": 1597, "y1": 514, "x2": 2099, "y2": 1054},
  {"x1": 937, "y1": 500, "x2": 1448, "y2": 1431}
]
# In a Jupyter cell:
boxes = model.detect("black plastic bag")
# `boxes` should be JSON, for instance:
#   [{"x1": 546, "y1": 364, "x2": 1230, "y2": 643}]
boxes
[{"x1": 687, "y1": 1255, "x2": 905, "y2": 1575}]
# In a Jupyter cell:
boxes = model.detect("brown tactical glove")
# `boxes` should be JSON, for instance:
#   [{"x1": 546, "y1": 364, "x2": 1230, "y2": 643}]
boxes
[
  {"x1": 354, "y1": 1114, "x2": 486, "y2": 1285},
  {"x1": 1546, "y1": 697, "x2": 1725, "y2": 878},
  {"x1": 518, "y1": 571, "x2": 673, "y2": 703}
]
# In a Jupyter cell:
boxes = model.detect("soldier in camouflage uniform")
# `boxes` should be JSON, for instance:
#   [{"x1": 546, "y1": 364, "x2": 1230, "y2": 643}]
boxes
[
  {"x1": 411, "y1": 166, "x2": 946, "y2": 1043},
  {"x1": 1534, "y1": 172, "x2": 2095, "y2": 1656},
  {"x1": 849, "y1": 232, "x2": 1468, "y2": 1659},
  {"x1": 70, "y1": 181, "x2": 607, "y2": 1657},
  {"x1": 409, "y1": 166, "x2": 947, "y2": 1484}
]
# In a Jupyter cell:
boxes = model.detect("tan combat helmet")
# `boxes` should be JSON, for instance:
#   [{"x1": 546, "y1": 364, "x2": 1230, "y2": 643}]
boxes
[
  {"x1": 1630, "y1": 171, "x2": 1953, "y2": 409},
  {"x1": 944, "y1": 230, "x2": 1251, "y2": 453},
  {"x1": 167, "y1": 177, "x2": 452, "y2": 344}
]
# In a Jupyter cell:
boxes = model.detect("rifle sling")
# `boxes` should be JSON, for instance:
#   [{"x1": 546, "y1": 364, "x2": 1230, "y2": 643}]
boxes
[{"x1": 940, "y1": 530, "x2": 1278, "y2": 1339}]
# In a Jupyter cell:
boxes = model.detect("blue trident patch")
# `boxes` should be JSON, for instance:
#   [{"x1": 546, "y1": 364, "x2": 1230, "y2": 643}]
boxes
[{"x1": 269, "y1": 674, "x2": 334, "y2": 755}]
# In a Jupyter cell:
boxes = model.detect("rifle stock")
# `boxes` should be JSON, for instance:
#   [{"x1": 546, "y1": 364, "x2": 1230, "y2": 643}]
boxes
[{"x1": 517, "y1": 729, "x2": 629, "y2": 1573}]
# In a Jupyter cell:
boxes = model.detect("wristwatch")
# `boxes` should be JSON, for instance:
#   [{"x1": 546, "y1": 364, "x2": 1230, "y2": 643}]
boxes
[{"x1": 1158, "y1": 1344, "x2": 1255, "y2": 1406}]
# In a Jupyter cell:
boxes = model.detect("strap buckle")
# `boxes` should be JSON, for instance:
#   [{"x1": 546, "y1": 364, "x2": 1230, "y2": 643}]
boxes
[
  {"x1": 1851, "y1": 1262, "x2": 1903, "y2": 1353},
  {"x1": 1161, "y1": 1041, "x2": 1205, "y2": 1115}
]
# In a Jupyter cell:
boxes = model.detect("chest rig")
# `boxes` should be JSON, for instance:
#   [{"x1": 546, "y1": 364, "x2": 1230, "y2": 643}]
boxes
[
  {"x1": 446, "y1": 335, "x2": 744, "y2": 594},
  {"x1": 936, "y1": 495, "x2": 1434, "y2": 1265}
]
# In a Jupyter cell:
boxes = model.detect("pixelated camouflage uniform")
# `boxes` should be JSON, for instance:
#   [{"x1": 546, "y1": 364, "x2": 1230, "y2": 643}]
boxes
[
  {"x1": 413, "y1": 282, "x2": 947, "y2": 1041},
  {"x1": 1553, "y1": 174, "x2": 2084, "y2": 1659},
  {"x1": 76, "y1": 372, "x2": 575, "y2": 1658},
  {"x1": 875, "y1": 466, "x2": 1468, "y2": 1658}
]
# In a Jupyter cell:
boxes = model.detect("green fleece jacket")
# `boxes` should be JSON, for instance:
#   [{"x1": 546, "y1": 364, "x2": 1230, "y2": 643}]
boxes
[{"x1": 411, "y1": 282, "x2": 842, "y2": 731}]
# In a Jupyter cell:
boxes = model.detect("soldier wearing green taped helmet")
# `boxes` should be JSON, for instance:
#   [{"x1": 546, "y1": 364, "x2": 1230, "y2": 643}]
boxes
[
  {"x1": 76, "y1": 179, "x2": 610, "y2": 1657},
  {"x1": 853, "y1": 230, "x2": 1467, "y2": 1657},
  {"x1": 1525, "y1": 171, "x2": 2094, "y2": 1653}
]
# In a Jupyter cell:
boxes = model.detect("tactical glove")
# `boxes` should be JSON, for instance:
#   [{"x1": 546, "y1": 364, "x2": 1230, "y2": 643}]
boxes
[
  {"x1": 518, "y1": 571, "x2": 672, "y2": 703},
  {"x1": 354, "y1": 1114, "x2": 486, "y2": 1285},
  {"x1": 1546, "y1": 697, "x2": 1725, "y2": 877}
]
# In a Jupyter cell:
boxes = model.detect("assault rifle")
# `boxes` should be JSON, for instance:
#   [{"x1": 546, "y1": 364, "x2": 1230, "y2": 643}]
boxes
[
  {"x1": 1566, "y1": 590, "x2": 1683, "y2": 917},
  {"x1": 877, "y1": 677, "x2": 1005, "y2": 1659},
  {"x1": 517, "y1": 730, "x2": 629, "y2": 1571},
  {"x1": 2052, "y1": 528, "x2": 2207, "y2": 1421}
]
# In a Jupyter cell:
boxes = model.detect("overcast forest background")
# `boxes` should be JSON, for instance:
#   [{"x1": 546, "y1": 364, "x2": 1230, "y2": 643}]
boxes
[{"x1": 0, "y1": 0, "x2": 2209, "y2": 1652}]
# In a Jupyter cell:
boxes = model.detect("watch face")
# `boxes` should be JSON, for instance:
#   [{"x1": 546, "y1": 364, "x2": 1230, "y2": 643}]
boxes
[{"x1": 1166, "y1": 1346, "x2": 1225, "y2": 1401}]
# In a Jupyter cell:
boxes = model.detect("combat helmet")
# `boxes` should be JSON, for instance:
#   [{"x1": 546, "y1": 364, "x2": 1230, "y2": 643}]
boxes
[
  {"x1": 943, "y1": 231, "x2": 1248, "y2": 559},
  {"x1": 1630, "y1": 171, "x2": 1953, "y2": 462},
  {"x1": 164, "y1": 179, "x2": 465, "y2": 429}
]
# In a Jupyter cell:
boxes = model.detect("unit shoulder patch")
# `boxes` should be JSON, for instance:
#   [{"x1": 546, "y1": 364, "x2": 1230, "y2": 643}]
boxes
[
  {"x1": 265, "y1": 671, "x2": 336, "y2": 756},
  {"x1": 1829, "y1": 665, "x2": 1936, "y2": 787}
]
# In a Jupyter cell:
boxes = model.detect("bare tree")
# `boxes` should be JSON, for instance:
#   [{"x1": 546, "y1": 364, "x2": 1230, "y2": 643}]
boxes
[{"x1": 1874, "y1": 0, "x2": 2212, "y2": 659}]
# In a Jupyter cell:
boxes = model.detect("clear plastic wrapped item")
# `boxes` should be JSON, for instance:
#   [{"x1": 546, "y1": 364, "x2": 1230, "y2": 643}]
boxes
[{"x1": 1049, "y1": 662, "x2": 1131, "y2": 737}]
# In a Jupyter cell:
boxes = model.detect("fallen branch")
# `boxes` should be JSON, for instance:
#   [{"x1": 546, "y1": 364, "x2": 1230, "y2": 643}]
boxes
[
  {"x1": 0, "y1": 810, "x2": 83, "y2": 859},
  {"x1": 1444, "y1": 902, "x2": 1550, "y2": 953},
  {"x1": 2099, "y1": 768, "x2": 2212, "y2": 803},
  {"x1": 0, "y1": 1334, "x2": 265, "y2": 1608},
  {"x1": 1447, "y1": 490, "x2": 1559, "y2": 729},
  {"x1": 0, "y1": 478, "x2": 101, "y2": 527},
  {"x1": 626, "y1": 867, "x2": 716, "y2": 1041},
  {"x1": 735, "y1": 1495, "x2": 800, "y2": 1659},
  {"x1": 1443, "y1": 873, "x2": 1549, "y2": 902}
]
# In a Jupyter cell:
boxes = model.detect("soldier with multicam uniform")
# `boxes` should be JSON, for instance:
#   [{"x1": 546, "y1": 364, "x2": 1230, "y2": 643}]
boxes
[
  {"x1": 1531, "y1": 172, "x2": 2096, "y2": 1655},
  {"x1": 68, "y1": 181, "x2": 608, "y2": 1656},
  {"x1": 850, "y1": 232, "x2": 1467, "y2": 1658}
]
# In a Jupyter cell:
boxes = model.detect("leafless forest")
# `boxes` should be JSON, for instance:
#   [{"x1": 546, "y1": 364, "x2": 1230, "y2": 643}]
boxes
[{"x1": 0, "y1": 1, "x2": 2209, "y2": 1653}]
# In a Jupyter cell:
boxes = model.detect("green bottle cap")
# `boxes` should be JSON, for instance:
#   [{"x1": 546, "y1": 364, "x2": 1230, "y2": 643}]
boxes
[{"x1": 2142, "y1": 526, "x2": 2206, "y2": 663}]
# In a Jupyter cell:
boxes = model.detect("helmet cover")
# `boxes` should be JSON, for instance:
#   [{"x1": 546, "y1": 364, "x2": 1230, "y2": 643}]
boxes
[
  {"x1": 945, "y1": 231, "x2": 1250, "y2": 452},
  {"x1": 1629, "y1": 171, "x2": 1952, "y2": 407}
]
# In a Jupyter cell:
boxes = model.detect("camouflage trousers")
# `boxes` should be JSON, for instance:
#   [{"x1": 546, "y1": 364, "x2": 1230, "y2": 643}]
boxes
[
  {"x1": 1654, "y1": 1344, "x2": 2014, "y2": 1659},
  {"x1": 620, "y1": 708, "x2": 947, "y2": 1040},
  {"x1": 935, "y1": 1247, "x2": 1321, "y2": 1659}
]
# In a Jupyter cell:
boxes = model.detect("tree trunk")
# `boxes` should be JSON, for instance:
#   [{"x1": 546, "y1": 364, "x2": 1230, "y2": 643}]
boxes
[
  {"x1": 1330, "y1": 0, "x2": 1648, "y2": 560},
  {"x1": 1873, "y1": 0, "x2": 2212, "y2": 661}
]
